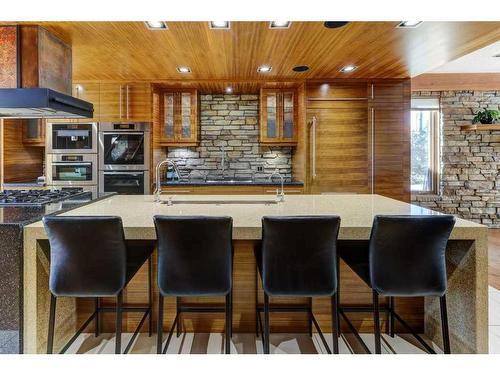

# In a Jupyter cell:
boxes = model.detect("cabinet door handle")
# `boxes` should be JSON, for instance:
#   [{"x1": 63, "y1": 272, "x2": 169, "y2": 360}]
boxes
[
  {"x1": 371, "y1": 107, "x2": 375, "y2": 194},
  {"x1": 119, "y1": 85, "x2": 123, "y2": 120},
  {"x1": 126, "y1": 85, "x2": 130, "y2": 119}
]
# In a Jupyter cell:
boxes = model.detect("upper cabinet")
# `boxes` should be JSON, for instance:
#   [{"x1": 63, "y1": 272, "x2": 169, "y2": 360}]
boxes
[
  {"x1": 99, "y1": 82, "x2": 151, "y2": 122},
  {"x1": 73, "y1": 82, "x2": 100, "y2": 121},
  {"x1": 22, "y1": 119, "x2": 45, "y2": 146},
  {"x1": 156, "y1": 89, "x2": 198, "y2": 146},
  {"x1": 260, "y1": 88, "x2": 298, "y2": 145}
]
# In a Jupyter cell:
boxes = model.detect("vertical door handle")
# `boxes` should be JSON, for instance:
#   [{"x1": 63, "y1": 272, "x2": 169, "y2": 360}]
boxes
[
  {"x1": 311, "y1": 116, "x2": 317, "y2": 180},
  {"x1": 119, "y1": 85, "x2": 123, "y2": 120},
  {"x1": 371, "y1": 108, "x2": 375, "y2": 194}
]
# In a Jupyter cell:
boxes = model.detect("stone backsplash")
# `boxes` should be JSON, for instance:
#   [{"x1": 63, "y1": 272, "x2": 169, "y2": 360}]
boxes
[
  {"x1": 166, "y1": 94, "x2": 292, "y2": 180},
  {"x1": 412, "y1": 90, "x2": 500, "y2": 227}
]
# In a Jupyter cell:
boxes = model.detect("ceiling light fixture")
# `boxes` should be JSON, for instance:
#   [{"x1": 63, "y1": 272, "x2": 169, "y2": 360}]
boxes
[
  {"x1": 324, "y1": 21, "x2": 349, "y2": 29},
  {"x1": 225, "y1": 86, "x2": 233, "y2": 93},
  {"x1": 209, "y1": 21, "x2": 230, "y2": 29},
  {"x1": 292, "y1": 65, "x2": 310, "y2": 72},
  {"x1": 145, "y1": 21, "x2": 168, "y2": 30},
  {"x1": 340, "y1": 65, "x2": 357, "y2": 73},
  {"x1": 257, "y1": 65, "x2": 272, "y2": 73},
  {"x1": 397, "y1": 21, "x2": 423, "y2": 28},
  {"x1": 176, "y1": 66, "x2": 192, "y2": 73},
  {"x1": 270, "y1": 21, "x2": 291, "y2": 29}
]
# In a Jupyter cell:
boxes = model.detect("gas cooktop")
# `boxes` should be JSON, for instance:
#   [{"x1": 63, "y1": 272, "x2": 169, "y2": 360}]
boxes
[{"x1": 0, "y1": 188, "x2": 89, "y2": 207}]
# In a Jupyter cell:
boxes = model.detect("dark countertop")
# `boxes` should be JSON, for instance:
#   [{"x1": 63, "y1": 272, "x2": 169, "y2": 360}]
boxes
[
  {"x1": 161, "y1": 179, "x2": 304, "y2": 187},
  {"x1": 0, "y1": 192, "x2": 115, "y2": 226}
]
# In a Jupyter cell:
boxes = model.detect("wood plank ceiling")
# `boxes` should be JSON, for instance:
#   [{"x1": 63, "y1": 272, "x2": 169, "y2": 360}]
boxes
[{"x1": 12, "y1": 21, "x2": 500, "y2": 81}]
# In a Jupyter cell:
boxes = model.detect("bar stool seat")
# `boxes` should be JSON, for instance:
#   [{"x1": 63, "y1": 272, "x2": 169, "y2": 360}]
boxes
[
  {"x1": 338, "y1": 215, "x2": 456, "y2": 354},
  {"x1": 43, "y1": 216, "x2": 154, "y2": 354},
  {"x1": 255, "y1": 216, "x2": 341, "y2": 354}
]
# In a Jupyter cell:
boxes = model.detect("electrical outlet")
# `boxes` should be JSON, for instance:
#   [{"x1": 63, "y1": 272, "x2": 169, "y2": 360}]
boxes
[{"x1": 257, "y1": 166, "x2": 263, "y2": 172}]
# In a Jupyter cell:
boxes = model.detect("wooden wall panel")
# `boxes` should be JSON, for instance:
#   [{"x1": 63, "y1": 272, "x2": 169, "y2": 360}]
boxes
[
  {"x1": 369, "y1": 80, "x2": 411, "y2": 202},
  {"x1": 2, "y1": 119, "x2": 44, "y2": 183},
  {"x1": 78, "y1": 240, "x2": 423, "y2": 335},
  {"x1": 0, "y1": 26, "x2": 18, "y2": 88}
]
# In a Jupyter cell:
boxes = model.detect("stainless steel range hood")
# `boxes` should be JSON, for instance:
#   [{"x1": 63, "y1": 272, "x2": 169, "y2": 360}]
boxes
[
  {"x1": 0, "y1": 25, "x2": 94, "y2": 119},
  {"x1": 0, "y1": 88, "x2": 93, "y2": 119}
]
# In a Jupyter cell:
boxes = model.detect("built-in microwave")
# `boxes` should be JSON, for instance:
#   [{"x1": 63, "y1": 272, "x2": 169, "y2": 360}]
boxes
[
  {"x1": 46, "y1": 154, "x2": 98, "y2": 186},
  {"x1": 47, "y1": 122, "x2": 98, "y2": 154}
]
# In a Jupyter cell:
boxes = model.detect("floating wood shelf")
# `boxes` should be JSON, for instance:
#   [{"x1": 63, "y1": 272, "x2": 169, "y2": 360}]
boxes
[{"x1": 460, "y1": 124, "x2": 500, "y2": 131}]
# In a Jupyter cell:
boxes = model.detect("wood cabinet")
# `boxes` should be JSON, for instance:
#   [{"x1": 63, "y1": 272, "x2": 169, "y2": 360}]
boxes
[
  {"x1": 100, "y1": 82, "x2": 151, "y2": 122},
  {"x1": 156, "y1": 89, "x2": 198, "y2": 146},
  {"x1": 73, "y1": 82, "x2": 100, "y2": 121},
  {"x1": 22, "y1": 119, "x2": 45, "y2": 146},
  {"x1": 260, "y1": 88, "x2": 297, "y2": 145}
]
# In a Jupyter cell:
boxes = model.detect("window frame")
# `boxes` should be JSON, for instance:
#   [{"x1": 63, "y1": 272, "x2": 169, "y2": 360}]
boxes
[{"x1": 410, "y1": 105, "x2": 440, "y2": 195}]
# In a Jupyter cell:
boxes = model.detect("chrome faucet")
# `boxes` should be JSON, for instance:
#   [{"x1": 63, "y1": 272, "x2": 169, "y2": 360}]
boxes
[
  {"x1": 154, "y1": 159, "x2": 182, "y2": 203},
  {"x1": 220, "y1": 145, "x2": 226, "y2": 177},
  {"x1": 268, "y1": 169, "x2": 285, "y2": 202}
]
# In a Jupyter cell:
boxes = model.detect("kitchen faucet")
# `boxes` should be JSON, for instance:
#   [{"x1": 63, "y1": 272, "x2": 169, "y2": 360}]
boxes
[
  {"x1": 154, "y1": 159, "x2": 182, "y2": 203},
  {"x1": 268, "y1": 169, "x2": 285, "y2": 202},
  {"x1": 220, "y1": 145, "x2": 226, "y2": 177}
]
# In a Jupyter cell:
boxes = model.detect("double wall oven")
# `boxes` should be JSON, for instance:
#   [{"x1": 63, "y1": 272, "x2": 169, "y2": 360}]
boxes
[
  {"x1": 46, "y1": 122, "x2": 99, "y2": 194},
  {"x1": 98, "y1": 122, "x2": 151, "y2": 195}
]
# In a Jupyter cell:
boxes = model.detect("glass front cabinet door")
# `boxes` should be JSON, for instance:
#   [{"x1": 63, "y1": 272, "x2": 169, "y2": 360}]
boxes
[
  {"x1": 158, "y1": 89, "x2": 198, "y2": 146},
  {"x1": 260, "y1": 88, "x2": 297, "y2": 145}
]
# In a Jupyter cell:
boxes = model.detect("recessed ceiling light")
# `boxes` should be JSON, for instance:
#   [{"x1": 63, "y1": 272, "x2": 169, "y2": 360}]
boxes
[
  {"x1": 176, "y1": 66, "x2": 191, "y2": 73},
  {"x1": 225, "y1": 86, "x2": 233, "y2": 93},
  {"x1": 292, "y1": 65, "x2": 310, "y2": 72},
  {"x1": 340, "y1": 65, "x2": 357, "y2": 73},
  {"x1": 145, "y1": 21, "x2": 168, "y2": 30},
  {"x1": 209, "y1": 21, "x2": 230, "y2": 29},
  {"x1": 324, "y1": 21, "x2": 349, "y2": 29},
  {"x1": 397, "y1": 21, "x2": 423, "y2": 28},
  {"x1": 270, "y1": 21, "x2": 291, "y2": 29},
  {"x1": 257, "y1": 65, "x2": 272, "y2": 73}
]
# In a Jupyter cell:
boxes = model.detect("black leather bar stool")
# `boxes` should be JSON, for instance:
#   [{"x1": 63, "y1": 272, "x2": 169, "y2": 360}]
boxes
[
  {"x1": 43, "y1": 216, "x2": 154, "y2": 354},
  {"x1": 338, "y1": 215, "x2": 456, "y2": 354},
  {"x1": 154, "y1": 216, "x2": 233, "y2": 354},
  {"x1": 255, "y1": 216, "x2": 341, "y2": 354}
]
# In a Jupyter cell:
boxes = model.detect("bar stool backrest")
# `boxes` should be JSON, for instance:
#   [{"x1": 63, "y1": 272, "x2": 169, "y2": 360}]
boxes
[
  {"x1": 261, "y1": 216, "x2": 341, "y2": 296},
  {"x1": 42, "y1": 216, "x2": 127, "y2": 297},
  {"x1": 369, "y1": 215, "x2": 456, "y2": 297},
  {"x1": 154, "y1": 216, "x2": 233, "y2": 296}
]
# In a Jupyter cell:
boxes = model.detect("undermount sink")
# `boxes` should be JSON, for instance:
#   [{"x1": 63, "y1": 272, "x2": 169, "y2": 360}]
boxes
[{"x1": 159, "y1": 199, "x2": 279, "y2": 205}]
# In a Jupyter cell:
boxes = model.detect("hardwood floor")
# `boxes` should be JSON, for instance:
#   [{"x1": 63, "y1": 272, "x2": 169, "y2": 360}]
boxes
[{"x1": 489, "y1": 229, "x2": 500, "y2": 290}]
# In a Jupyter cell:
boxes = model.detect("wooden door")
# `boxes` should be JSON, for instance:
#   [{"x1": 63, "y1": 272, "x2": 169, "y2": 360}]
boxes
[
  {"x1": 306, "y1": 82, "x2": 369, "y2": 194},
  {"x1": 369, "y1": 80, "x2": 411, "y2": 202}
]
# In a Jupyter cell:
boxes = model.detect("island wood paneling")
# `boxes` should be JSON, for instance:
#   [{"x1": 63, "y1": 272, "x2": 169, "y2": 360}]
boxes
[
  {"x1": 2, "y1": 119, "x2": 44, "y2": 183},
  {"x1": 17, "y1": 21, "x2": 500, "y2": 81},
  {"x1": 76, "y1": 240, "x2": 423, "y2": 336}
]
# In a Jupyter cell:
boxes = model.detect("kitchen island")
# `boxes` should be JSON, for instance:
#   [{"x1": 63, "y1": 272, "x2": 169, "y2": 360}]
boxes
[{"x1": 22, "y1": 194, "x2": 488, "y2": 354}]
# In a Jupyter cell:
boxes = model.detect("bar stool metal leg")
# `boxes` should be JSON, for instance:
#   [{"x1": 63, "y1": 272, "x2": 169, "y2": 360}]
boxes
[
  {"x1": 47, "y1": 294, "x2": 57, "y2": 354},
  {"x1": 157, "y1": 294, "x2": 164, "y2": 354},
  {"x1": 308, "y1": 297, "x2": 313, "y2": 337},
  {"x1": 148, "y1": 256, "x2": 153, "y2": 337},
  {"x1": 115, "y1": 291, "x2": 123, "y2": 354},
  {"x1": 176, "y1": 297, "x2": 182, "y2": 338},
  {"x1": 440, "y1": 295, "x2": 451, "y2": 354},
  {"x1": 331, "y1": 293, "x2": 339, "y2": 354},
  {"x1": 264, "y1": 292, "x2": 270, "y2": 354},
  {"x1": 95, "y1": 297, "x2": 100, "y2": 337},
  {"x1": 389, "y1": 297, "x2": 395, "y2": 337},
  {"x1": 372, "y1": 290, "x2": 381, "y2": 354},
  {"x1": 225, "y1": 293, "x2": 231, "y2": 354}
]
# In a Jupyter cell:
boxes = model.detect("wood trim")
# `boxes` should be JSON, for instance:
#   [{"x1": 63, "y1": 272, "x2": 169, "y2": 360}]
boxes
[
  {"x1": 412, "y1": 73, "x2": 500, "y2": 91},
  {"x1": 460, "y1": 124, "x2": 500, "y2": 131}
]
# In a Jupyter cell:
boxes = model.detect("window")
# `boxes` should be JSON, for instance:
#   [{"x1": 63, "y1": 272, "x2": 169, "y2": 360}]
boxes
[{"x1": 411, "y1": 98, "x2": 440, "y2": 193}]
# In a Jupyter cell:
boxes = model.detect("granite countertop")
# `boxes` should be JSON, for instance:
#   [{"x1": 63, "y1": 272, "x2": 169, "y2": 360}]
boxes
[
  {"x1": 161, "y1": 179, "x2": 304, "y2": 187},
  {"x1": 0, "y1": 192, "x2": 114, "y2": 226}
]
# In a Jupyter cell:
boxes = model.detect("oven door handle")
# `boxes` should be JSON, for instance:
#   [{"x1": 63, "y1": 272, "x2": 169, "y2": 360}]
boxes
[
  {"x1": 102, "y1": 132, "x2": 145, "y2": 136},
  {"x1": 103, "y1": 171, "x2": 144, "y2": 176},
  {"x1": 52, "y1": 162, "x2": 93, "y2": 166}
]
